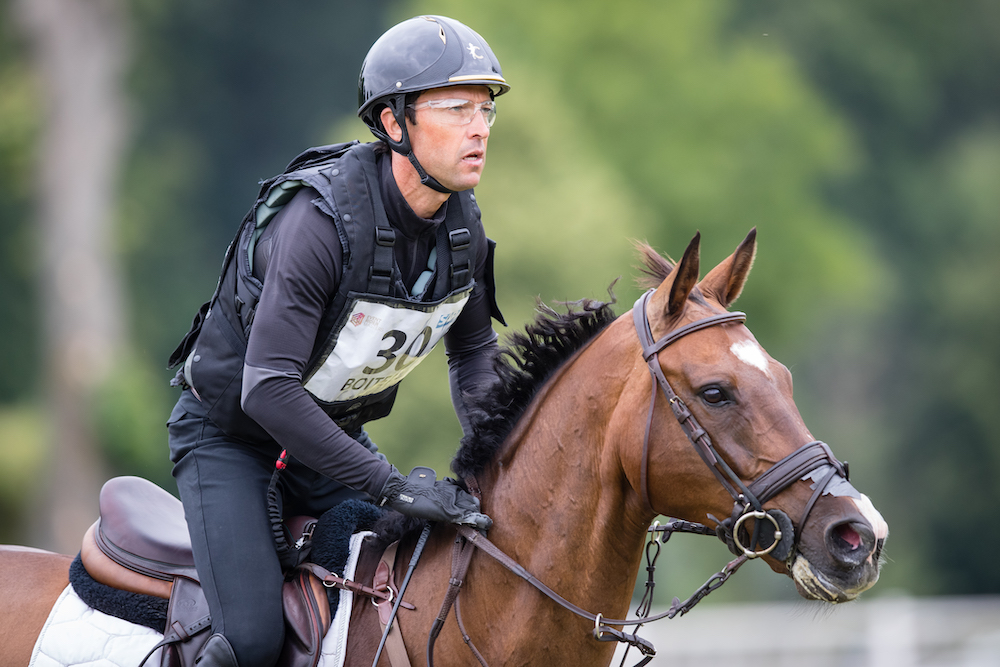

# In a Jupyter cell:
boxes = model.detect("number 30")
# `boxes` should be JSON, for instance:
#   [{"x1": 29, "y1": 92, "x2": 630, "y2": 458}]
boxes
[{"x1": 362, "y1": 327, "x2": 432, "y2": 375}]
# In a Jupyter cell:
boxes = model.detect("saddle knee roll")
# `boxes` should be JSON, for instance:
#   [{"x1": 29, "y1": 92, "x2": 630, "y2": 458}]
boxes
[{"x1": 80, "y1": 521, "x2": 173, "y2": 600}]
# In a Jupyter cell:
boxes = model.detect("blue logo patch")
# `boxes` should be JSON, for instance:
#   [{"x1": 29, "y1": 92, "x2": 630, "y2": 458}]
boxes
[{"x1": 435, "y1": 312, "x2": 457, "y2": 329}]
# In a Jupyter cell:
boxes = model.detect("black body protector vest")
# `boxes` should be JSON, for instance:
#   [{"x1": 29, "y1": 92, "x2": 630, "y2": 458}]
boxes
[{"x1": 168, "y1": 141, "x2": 498, "y2": 442}]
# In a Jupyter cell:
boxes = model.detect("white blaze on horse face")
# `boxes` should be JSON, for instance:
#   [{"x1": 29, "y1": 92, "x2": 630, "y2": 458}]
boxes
[
  {"x1": 730, "y1": 340, "x2": 771, "y2": 378},
  {"x1": 853, "y1": 493, "x2": 889, "y2": 541}
]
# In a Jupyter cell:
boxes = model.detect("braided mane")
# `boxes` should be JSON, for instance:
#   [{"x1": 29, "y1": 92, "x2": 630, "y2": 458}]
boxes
[{"x1": 451, "y1": 293, "x2": 618, "y2": 480}]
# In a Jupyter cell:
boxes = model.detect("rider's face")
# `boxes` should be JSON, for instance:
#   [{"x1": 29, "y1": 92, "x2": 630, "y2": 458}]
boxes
[{"x1": 405, "y1": 85, "x2": 493, "y2": 192}]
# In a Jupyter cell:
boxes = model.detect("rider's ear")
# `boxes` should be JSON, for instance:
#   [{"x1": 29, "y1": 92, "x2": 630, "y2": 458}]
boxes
[
  {"x1": 699, "y1": 228, "x2": 757, "y2": 308},
  {"x1": 380, "y1": 106, "x2": 404, "y2": 143}
]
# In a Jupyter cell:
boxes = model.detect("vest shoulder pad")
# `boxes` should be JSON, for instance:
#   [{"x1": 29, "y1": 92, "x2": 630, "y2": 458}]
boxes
[{"x1": 282, "y1": 141, "x2": 360, "y2": 174}]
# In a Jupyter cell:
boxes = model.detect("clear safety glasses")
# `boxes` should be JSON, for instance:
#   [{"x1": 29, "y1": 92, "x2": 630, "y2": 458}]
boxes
[{"x1": 407, "y1": 98, "x2": 497, "y2": 127}]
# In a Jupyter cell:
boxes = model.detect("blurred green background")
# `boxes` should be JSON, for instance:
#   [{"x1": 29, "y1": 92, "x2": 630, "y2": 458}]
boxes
[{"x1": 1, "y1": 0, "x2": 998, "y2": 606}]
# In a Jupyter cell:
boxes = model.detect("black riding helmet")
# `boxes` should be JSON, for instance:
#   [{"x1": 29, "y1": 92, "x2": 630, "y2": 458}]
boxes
[{"x1": 358, "y1": 15, "x2": 510, "y2": 193}]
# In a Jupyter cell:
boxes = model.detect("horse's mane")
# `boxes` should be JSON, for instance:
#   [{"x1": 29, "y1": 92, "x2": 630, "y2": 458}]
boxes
[
  {"x1": 451, "y1": 243, "x2": 682, "y2": 480},
  {"x1": 451, "y1": 293, "x2": 619, "y2": 480}
]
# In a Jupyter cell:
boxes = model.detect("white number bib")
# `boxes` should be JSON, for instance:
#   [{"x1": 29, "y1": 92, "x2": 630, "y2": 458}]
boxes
[{"x1": 302, "y1": 290, "x2": 471, "y2": 403}]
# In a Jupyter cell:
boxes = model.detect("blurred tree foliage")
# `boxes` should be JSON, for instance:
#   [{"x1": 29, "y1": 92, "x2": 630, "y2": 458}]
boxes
[
  {"x1": 0, "y1": 9, "x2": 39, "y2": 402},
  {"x1": 737, "y1": 0, "x2": 1000, "y2": 595},
  {"x1": 1, "y1": 0, "x2": 997, "y2": 598},
  {"x1": 0, "y1": 1, "x2": 43, "y2": 544},
  {"x1": 119, "y1": 0, "x2": 394, "y2": 367},
  {"x1": 439, "y1": 0, "x2": 882, "y2": 351}
]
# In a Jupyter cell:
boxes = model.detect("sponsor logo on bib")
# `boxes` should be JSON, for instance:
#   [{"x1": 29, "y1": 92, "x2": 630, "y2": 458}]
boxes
[
  {"x1": 349, "y1": 312, "x2": 382, "y2": 329},
  {"x1": 435, "y1": 312, "x2": 458, "y2": 329}
]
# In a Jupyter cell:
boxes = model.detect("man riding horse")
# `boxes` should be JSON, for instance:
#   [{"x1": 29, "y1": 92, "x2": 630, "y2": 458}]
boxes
[{"x1": 165, "y1": 16, "x2": 507, "y2": 666}]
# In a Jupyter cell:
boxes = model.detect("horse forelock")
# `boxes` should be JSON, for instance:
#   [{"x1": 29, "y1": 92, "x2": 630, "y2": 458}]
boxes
[
  {"x1": 635, "y1": 242, "x2": 717, "y2": 316},
  {"x1": 451, "y1": 293, "x2": 618, "y2": 480},
  {"x1": 635, "y1": 241, "x2": 675, "y2": 291}
]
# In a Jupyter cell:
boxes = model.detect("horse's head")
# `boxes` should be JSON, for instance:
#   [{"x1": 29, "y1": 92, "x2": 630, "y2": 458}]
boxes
[{"x1": 633, "y1": 229, "x2": 887, "y2": 603}]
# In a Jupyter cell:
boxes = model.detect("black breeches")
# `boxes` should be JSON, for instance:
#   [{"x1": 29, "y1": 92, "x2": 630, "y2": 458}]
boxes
[{"x1": 167, "y1": 390, "x2": 366, "y2": 667}]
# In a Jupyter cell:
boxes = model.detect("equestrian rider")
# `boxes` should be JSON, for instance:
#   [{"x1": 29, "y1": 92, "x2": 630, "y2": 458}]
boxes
[{"x1": 165, "y1": 16, "x2": 509, "y2": 667}]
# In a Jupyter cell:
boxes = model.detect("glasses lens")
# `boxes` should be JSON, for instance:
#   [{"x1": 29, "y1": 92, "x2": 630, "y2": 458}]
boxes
[
  {"x1": 480, "y1": 103, "x2": 496, "y2": 127},
  {"x1": 414, "y1": 99, "x2": 496, "y2": 127}
]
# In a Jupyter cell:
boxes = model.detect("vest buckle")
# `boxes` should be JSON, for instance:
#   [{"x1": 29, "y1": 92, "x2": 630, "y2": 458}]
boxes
[{"x1": 449, "y1": 228, "x2": 471, "y2": 251}]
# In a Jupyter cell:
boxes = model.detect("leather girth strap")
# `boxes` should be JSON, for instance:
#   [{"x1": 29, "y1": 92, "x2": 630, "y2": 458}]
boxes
[{"x1": 373, "y1": 541, "x2": 411, "y2": 667}]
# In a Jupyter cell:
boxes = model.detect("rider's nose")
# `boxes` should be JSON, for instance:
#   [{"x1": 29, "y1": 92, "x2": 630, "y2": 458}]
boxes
[
  {"x1": 826, "y1": 519, "x2": 876, "y2": 568},
  {"x1": 468, "y1": 110, "x2": 490, "y2": 138}
]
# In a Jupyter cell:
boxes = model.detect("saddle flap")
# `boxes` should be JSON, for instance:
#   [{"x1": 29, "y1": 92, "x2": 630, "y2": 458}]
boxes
[
  {"x1": 280, "y1": 569, "x2": 332, "y2": 667},
  {"x1": 96, "y1": 476, "x2": 198, "y2": 580}
]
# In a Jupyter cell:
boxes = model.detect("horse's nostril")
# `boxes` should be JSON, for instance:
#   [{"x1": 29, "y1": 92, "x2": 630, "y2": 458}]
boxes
[
  {"x1": 834, "y1": 523, "x2": 862, "y2": 551},
  {"x1": 826, "y1": 520, "x2": 875, "y2": 566}
]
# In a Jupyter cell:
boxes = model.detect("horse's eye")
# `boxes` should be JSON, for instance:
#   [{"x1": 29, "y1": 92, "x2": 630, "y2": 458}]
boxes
[{"x1": 700, "y1": 387, "x2": 729, "y2": 405}]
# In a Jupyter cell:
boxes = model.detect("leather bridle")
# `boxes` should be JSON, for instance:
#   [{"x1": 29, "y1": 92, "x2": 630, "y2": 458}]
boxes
[
  {"x1": 631, "y1": 288, "x2": 849, "y2": 560},
  {"x1": 423, "y1": 291, "x2": 852, "y2": 667}
]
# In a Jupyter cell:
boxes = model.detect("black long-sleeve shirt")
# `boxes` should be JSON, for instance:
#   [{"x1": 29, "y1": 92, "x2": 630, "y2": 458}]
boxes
[{"x1": 240, "y1": 152, "x2": 499, "y2": 498}]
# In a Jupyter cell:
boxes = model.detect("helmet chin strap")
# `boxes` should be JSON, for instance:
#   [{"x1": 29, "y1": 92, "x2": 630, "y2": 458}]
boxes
[
  {"x1": 383, "y1": 99, "x2": 456, "y2": 195},
  {"x1": 402, "y1": 147, "x2": 454, "y2": 194}
]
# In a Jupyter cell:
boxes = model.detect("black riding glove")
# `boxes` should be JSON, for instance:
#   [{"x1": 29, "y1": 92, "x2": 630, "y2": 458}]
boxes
[{"x1": 379, "y1": 466, "x2": 492, "y2": 531}]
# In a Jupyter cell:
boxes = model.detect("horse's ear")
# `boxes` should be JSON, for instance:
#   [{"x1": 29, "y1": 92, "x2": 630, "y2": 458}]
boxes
[
  {"x1": 699, "y1": 228, "x2": 757, "y2": 308},
  {"x1": 651, "y1": 232, "x2": 701, "y2": 316}
]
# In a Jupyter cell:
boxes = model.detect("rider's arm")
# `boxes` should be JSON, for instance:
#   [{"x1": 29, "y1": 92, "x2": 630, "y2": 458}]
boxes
[
  {"x1": 241, "y1": 188, "x2": 392, "y2": 497},
  {"x1": 444, "y1": 235, "x2": 500, "y2": 435}
]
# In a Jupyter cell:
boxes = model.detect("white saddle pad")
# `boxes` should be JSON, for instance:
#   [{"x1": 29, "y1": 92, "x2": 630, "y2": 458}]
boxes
[{"x1": 31, "y1": 531, "x2": 373, "y2": 667}]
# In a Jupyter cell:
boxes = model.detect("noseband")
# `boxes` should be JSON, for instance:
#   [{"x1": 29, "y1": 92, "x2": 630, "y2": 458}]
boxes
[{"x1": 632, "y1": 289, "x2": 848, "y2": 561}]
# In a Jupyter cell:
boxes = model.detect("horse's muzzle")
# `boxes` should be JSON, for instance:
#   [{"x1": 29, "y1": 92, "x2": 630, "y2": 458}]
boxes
[{"x1": 789, "y1": 519, "x2": 885, "y2": 603}]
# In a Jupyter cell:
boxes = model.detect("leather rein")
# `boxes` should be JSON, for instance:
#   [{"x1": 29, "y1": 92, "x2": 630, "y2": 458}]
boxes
[{"x1": 423, "y1": 290, "x2": 850, "y2": 666}]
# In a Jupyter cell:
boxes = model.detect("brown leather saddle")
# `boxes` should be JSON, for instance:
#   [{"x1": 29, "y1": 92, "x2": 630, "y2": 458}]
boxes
[{"x1": 78, "y1": 476, "x2": 336, "y2": 667}]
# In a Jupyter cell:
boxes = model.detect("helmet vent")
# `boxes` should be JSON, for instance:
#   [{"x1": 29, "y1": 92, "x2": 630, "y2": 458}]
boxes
[{"x1": 438, "y1": 25, "x2": 446, "y2": 44}]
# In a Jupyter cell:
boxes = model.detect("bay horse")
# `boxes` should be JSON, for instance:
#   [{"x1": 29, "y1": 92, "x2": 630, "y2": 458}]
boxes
[{"x1": 0, "y1": 230, "x2": 886, "y2": 666}]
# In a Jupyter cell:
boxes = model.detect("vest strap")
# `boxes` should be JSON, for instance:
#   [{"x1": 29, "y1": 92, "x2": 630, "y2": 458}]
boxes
[
  {"x1": 369, "y1": 226, "x2": 396, "y2": 296},
  {"x1": 448, "y1": 228, "x2": 472, "y2": 292}
]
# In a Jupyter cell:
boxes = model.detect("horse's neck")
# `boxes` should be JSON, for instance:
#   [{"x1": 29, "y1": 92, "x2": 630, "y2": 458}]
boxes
[{"x1": 484, "y1": 319, "x2": 650, "y2": 616}]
